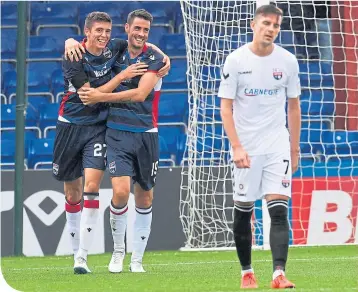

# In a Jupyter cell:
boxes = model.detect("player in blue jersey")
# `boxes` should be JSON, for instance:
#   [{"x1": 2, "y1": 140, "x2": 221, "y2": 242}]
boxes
[
  {"x1": 77, "y1": 9, "x2": 166, "y2": 273},
  {"x1": 54, "y1": 11, "x2": 170, "y2": 275}
]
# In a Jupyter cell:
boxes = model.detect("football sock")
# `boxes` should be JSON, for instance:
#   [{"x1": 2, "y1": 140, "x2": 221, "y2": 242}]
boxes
[
  {"x1": 233, "y1": 202, "x2": 254, "y2": 271},
  {"x1": 267, "y1": 200, "x2": 289, "y2": 272},
  {"x1": 77, "y1": 192, "x2": 99, "y2": 260},
  {"x1": 65, "y1": 198, "x2": 81, "y2": 257},
  {"x1": 131, "y1": 205, "x2": 152, "y2": 263},
  {"x1": 110, "y1": 201, "x2": 128, "y2": 254}
]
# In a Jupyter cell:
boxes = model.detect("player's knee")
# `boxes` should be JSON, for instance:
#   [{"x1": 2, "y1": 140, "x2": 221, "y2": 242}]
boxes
[
  {"x1": 233, "y1": 203, "x2": 254, "y2": 234},
  {"x1": 267, "y1": 200, "x2": 289, "y2": 225},
  {"x1": 84, "y1": 180, "x2": 100, "y2": 193},
  {"x1": 65, "y1": 189, "x2": 82, "y2": 203},
  {"x1": 136, "y1": 194, "x2": 153, "y2": 208}
]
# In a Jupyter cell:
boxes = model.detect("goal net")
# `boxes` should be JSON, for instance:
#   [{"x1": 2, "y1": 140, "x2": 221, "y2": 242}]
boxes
[{"x1": 179, "y1": 0, "x2": 358, "y2": 250}]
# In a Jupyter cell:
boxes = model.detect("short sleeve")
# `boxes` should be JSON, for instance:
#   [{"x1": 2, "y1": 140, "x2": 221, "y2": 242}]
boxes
[
  {"x1": 218, "y1": 54, "x2": 238, "y2": 100},
  {"x1": 144, "y1": 50, "x2": 165, "y2": 72},
  {"x1": 286, "y1": 56, "x2": 301, "y2": 98},
  {"x1": 62, "y1": 58, "x2": 88, "y2": 89}
]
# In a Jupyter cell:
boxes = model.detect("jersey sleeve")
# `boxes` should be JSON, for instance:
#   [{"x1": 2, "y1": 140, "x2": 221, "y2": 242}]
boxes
[
  {"x1": 286, "y1": 56, "x2": 301, "y2": 98},
  {"x1": 218, "y1": 54, "x2": 238, "y2": 99},
  {"x1": 111, "y1": 38, "x2": 128, "y2": 56},
  {"x1": 144, "y1": 50, "x2": 165, "y2": 72},
  {"x1": 62, "y1": 58, "x2": 88, "y2": 90}
]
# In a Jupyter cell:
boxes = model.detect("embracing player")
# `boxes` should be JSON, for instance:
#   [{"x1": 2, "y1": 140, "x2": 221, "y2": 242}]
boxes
[
  {"x1": 77, "y1": 9, "x2": 166, "y2": 273},
  {"x1": 219, "y1": 4, "x2": 301, "y2": 289},
  {"x1": 54, "y1": 11, "x2": 169, "y2": 274}
]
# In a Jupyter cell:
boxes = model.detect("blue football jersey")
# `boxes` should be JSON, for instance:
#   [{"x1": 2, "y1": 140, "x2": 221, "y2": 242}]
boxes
[
  {"x1": 107, "y1": 45, "x2": 165, "y2": 132},
  {"x1": 60, "y1": 38, "x2": 128, "y2": 125}
]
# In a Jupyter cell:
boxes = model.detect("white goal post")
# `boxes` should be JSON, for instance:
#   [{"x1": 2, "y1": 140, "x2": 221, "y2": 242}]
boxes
[{"x1": 179, "y1": 0, "x2": 358, "y2": 250}]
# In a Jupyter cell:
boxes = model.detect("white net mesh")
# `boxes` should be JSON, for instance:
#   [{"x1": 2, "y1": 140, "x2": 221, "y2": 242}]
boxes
[{"x1": 179, "y1": 0, "x2": 358, "y2": 249}]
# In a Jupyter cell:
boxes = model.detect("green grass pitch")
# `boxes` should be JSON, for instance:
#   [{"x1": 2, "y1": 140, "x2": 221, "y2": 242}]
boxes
[{"x1": 1, "y1": 245, "x2": 357, "y2": 291}]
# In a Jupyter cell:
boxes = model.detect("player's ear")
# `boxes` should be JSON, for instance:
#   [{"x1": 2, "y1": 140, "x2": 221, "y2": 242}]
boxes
[
  {"x1": 84, "y1": 27, "x2": 90, "y2": 38},
  {"x1": 125, "y1": 23, "x2": 130, "y2": 34},
  {"x1": 250, "y1": 19, "x2": 255, "y2": 31}
]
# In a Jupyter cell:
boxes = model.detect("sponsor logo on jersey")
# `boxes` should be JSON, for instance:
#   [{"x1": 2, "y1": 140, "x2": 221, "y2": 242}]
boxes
[
  {"x1": 273, "y1": 68, "x2": 283, "y2": 80},
  {"x1": 103, "y1": 47, "x2": 112, "y2": 59},
  {"x1": 93, "y1": 68, "x2": 110, "y2": 78},
  {"x1": 244, "y1": 88, "x2": 279, "y2": 96}
]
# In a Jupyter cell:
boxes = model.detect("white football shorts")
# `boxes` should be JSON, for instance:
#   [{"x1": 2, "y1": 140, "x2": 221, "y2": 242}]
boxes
[{"x1": 230, "y1": 150, "x2": 292, "y2": 202}]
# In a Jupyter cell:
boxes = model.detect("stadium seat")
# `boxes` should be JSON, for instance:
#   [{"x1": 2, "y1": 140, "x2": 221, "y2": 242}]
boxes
[
  {"x1": 44, "y1": 126, "x2": 57, "y2": 139},
  {"x1": 27, "y1": 138, "x2": 54, "y2": 168},
  {"x1": 159, "y1": 34, "x2": 186, "y2": 57},
  {"x1": 159, "y1": 135, "x2": 175, "y2": 167},
  {"x1": 1, "y1": 139, "x2": 16, "y2": 164},
  {"x1": 1, "y1": 127, "x2": 41, "y2": 141},
  {"x1": 300, "y1": 89, "x2": 334, "y2": 117},
  {"x1": 39, "y1": 104, "x2": 59, "y2": 129},
  {"x1": 162, "y1": 59, "x2": 187, "y2": 90},
  {"x1": 158, "y1": 91, "x2": 188, "y2": 123},
  {"x1": 299, "y1": 61, "x2": 334, "y2": 87},
  {"x1": 1, "y1": 32, "x2": 17, "y2": 59},
  {"x1": 1, "y1": 94, "x2": 7, "y2": 104},
  {"x1": 158, "y1": 123, "x2": 186, "y2": 156},
  {"x1": 37, "y1": 26, "x2": 81, "y2": 37},
  {"x1": 1, "y1": 2, "x2": 18, "y2": 26},
  {"x1": 28, "y1": 36, "x2": 63, "y2": 58},
  {"x1": 176, "y1": 133, "x2": 187, "y2": 165},
  {"x1": 1, "y1": 104, "x2": 39, "y2": 128},
  {"x1": 322, "y1": 131, "x2": 358, "y2": 144}
]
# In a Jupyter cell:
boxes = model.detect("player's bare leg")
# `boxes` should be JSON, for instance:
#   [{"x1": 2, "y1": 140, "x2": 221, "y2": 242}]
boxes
[
  {"x1": 129, "y1": 183, "x2": 153, "y2": 273},
  {"x1": 234, "y1": 201, "x2": 258, "y2": 289},
  {"x1": 74, "y1": 168, "x2": 103, "y2": 274},
  {"x1": 266, "y1": 194, "x2": 295, "y2": 289},
  {"x1": 64, "y1": 178, "x2": 82, "y2": 262},
  {"x1": 108, "y1": 176, "x2": 131, "y2": 273}
]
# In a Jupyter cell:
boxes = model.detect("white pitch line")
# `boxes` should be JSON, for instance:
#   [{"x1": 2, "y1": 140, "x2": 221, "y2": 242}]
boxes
[{"x1": 3, "y1": 256, "x2": 358, "y2": 272}]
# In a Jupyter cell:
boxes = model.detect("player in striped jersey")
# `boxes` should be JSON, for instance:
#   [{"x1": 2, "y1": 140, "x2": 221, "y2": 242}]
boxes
[
  {"x1": 78, "y1": 9, "x2": 166, "y2": 273},
  {"x1": 55, "y1": 11, "x2": 170, "y2": 274}
]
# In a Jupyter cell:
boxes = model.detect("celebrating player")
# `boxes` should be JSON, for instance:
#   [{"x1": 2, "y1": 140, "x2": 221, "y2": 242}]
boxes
[
  {"x1": 77, "y1": 9, "x2": 166, "y2": 273},
  {"x1": 54, "y1": 11, "x2": 169, "y2": 274},
  {"x1": 218, "y1": 4, "x2": 301, "y2": 289}
]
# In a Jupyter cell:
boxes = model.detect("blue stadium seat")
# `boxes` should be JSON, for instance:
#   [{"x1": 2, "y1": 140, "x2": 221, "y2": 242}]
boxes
[
  {"x1": 176, "y1": 133, "x2": 187, "y2": 164},
  {"x1": 39, "y1": 104, "x2": 59, "y2": 129},
  {"x1": 148, "y1": 26, "x2": 174, "y2": 45},
  {"x1": 322, "y1": 131, "x2": 358, "y2": 144},
  {"x1": 1, "y1": 127, "x2": 41, "y2": 141},
  {"x1": 51, "y1": 69, "x2": 65, "y2": 97},
  {"x1": 31, "y1": 3, "x2": 79, "y2": 32},
  {"x1": 1, "y1": 105, "x2": 16, "y2": 128},
  {"x1": 300, "y1": 89, "x2": 334, "y2": 117},
  {"x1": 1, "y1": 62, "x2": 15, "y2": 89},
  {"x1": 28, "y1": 36, "x2": 63, "y2": 58},
  {"x1": 10, "y1": 93, "x2": 55, "y2": 109},
  {"x1": 44, "y1": 126, "x2": 57, "y2": 139},
  {"x1": 28, "y1": 61, "x2": 62, "y2": 83},
  {"x1": 1, "y1": 140, "x2": 16, "y2": 164},
  {"x1": 38, "y1": 26, "x2": 81, "y2": 37},
  {"x1": 159, "y1": 34, "x2": 186, "y2": 57},
  {"x1": 1, "y1": 2, "x2": 18, "y2": 26},
  {"x1": 27, "y1": 138, "x2": 54, "y2": 169},
  {"x1": 159, "y1": 135, "x2": 174, "y2": 166},
  {"x1": 276, "y1": 31, "x2": 296, "y2": 46},
  {"x1": 158, "y1": 91, "x2": 188, "y2": 123},
  {"x1": 1, "y1": 32, "x2": 17, "y2": 59},
  {"x1": 299, "y1": 61, "x2": 334, "y2": 87},
  {"x1": 162, "y1": 59, "x2": 187, "y2": 90},
  {"x1": 3, "y1": 70, "x2": 17, "y2": 96},
  {"x1": 158, "y1": 123, "x2": 186, "y2": 156}
]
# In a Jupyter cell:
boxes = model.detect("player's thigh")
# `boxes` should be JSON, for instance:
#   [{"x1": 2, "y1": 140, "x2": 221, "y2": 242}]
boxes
[
  {"x1": 82, "y1": 124, "x2": 107, "y2": 171},
  {"x1": 105, "y1": 128, "x2": 136, "y2": 178},
  {"x1": 262, "y1": 151, "x2": 292, "y2": 198},
  {"x1": 52, "y1": 122, "x2": 84, "y2": 182},
  {"x1": 111, "y1": 176, "x2": 131, "y2": 205},
  {"x1": 134, "y1": 132, "x2": 159, "y2": 191},
  {"x1": 231, "y1": 155, "x2": 265, "y2": 202}
]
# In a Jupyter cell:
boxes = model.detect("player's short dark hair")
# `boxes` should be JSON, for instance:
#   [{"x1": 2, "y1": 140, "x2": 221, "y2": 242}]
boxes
[
  {"x1": 254, "y1": 4, "x2": 283, "y2": 19},
  {"x1": 85, "y1": 11, "x2": 112, "y2": 29},
  {"x1": 127, "y1": 9, "x2": 153, "y2": 25}
]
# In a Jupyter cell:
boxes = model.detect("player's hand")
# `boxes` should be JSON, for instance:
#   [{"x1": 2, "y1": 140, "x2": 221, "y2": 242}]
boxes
[
  {"x1": 290, "y1": 149, "x2": 299, "y2": 174},
  {"x1": 157, "y1": 55, "x2": 171, "y2": 78},
  {"x1": 78, "y1": 87, "x2": 103, "y2": 105},
  {"x1": 65, "y1": 38, "x2": 85, "y2": 62},
  {"x1": 121, "y1": 63, "x2": 149, "y2": 80},
  {"x1": 232, "y1": 146, "x2": 251, "y2": 168}
]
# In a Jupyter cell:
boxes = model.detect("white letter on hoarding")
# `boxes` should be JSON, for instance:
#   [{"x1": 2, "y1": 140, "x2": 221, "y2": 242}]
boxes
[
  {"x1": 307, "y1": 190, "x2": 353, "y2": 245},
  {"x1": 1, "y1": 191, "x2": 14, "y2": 212}
]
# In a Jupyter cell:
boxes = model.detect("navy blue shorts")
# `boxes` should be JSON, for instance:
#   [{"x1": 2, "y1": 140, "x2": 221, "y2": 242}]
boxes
[
  {"x1": 106, "y1": 128, "x2": 159, "y2": 191},
  {"x1": 52, "y1": 121, "x2": 107, "y2": 182}
]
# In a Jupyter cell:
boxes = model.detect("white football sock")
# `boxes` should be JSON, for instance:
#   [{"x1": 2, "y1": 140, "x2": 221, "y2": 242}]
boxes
[
  {"x1": 110, "y1": 201, "x2": 128, "y2": 254},
  {"x1": 273, "y1": 268, "x2": 285, "y2": 280},
  {"x1": 78, "y1": 193, "x2": 99, "y2": 260},
  {"x1": 131, "y1": 206, "x2": 152, "y2": 263},
  {"x1": 65, "y1": 199, "x2": 81, "y2": 256}
]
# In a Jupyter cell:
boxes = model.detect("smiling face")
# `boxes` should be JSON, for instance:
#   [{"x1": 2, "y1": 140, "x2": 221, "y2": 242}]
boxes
[
  {"x1": 85, "y1": 21, "x2": 112, "y2": 52},
  {"x1": 251, "y1": 13, "x2": 282, "y2": 47},
  {"x1": 125, "y1": 17, "x2": 150, "y2": 50}
]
